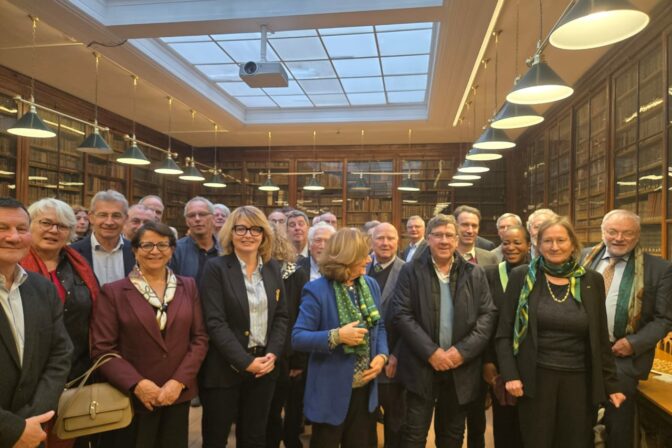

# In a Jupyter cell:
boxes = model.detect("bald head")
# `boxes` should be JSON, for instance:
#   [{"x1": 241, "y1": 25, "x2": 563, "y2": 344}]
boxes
[{"x1": 372, "y1": 222, "x2": 399, "y2": 264}]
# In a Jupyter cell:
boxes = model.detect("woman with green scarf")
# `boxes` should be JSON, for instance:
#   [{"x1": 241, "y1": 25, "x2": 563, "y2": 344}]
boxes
[
  {"x1": 292, "y1": 227, "x2": 389, "y2": 448},
  {"x1": 495, "y1": 216, "x2": 625, "y2": 448}
]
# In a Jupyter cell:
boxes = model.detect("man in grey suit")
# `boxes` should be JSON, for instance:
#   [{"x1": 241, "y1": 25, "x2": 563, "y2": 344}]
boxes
[
  {"x1": 401, "y1": 216, "x2": 427, "y2": 262},
  {"x1": 0, "y1": 198, "x2": 72, "y2": 448},
  {"x1": 392, "y1": 214, "x2": 496, "y2": 447},
  {"x1": 368, "y1": 223, "x2": 406, "y2": 448},
  {"x1": 581, "y1": 209, "x2": 672, "y2": 448},
  {"x1": 454, "y1": 205, "x2": 498, "y2": 267}
]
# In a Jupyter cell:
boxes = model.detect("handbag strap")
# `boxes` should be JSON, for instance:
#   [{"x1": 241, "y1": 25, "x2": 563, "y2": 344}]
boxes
[{"x1": 59, "y1": 353, "x2": 123, "y2": 416}]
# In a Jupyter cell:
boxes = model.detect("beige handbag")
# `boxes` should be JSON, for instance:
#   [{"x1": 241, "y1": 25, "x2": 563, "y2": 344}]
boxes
[{"x1": 55, "y1": 353, "x2": 133, "y2": 439}]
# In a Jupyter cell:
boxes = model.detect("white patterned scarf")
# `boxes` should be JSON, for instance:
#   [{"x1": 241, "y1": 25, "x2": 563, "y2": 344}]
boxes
[{"x1": 129, "y1": 265, "x2": 177, "y2": 331}]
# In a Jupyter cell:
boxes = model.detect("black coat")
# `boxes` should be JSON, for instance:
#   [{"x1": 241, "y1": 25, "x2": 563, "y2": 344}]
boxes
[
  {"x1": 495, "y1": 265, "x2": 620, "y2": 404},
  {"x1": 582, "y1": 248, "x2": 672, "y2": 380},
  {"x1": 391, "y1": 250, "x2": 496, "y2": 404},
  {"x1": 282, "y1": 263, "x2": 309, "y2": 371},
  {"x1": 198, "y1": 254, "x2": 289, "y2": 388},
  {"x1": 0, "y1": 273, "x2": 73, "y2": 447}
]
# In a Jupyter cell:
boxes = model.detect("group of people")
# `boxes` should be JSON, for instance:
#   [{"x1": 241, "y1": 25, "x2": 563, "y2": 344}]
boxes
[{"x1": 0, "y1": 190, "x2": 670, "y2": 448}]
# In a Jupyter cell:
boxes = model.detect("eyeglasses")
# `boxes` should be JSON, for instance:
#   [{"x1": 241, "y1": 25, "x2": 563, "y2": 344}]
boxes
[
  {"x1": 138, "y1": 242, "x2": 172, "y2": 252},
  {"x1": 429, "y1": 232, "x2": 457, "y2": 240},
  {"x1": 233, "y1": 225, "x2": 264, "y2": 237},
  {"x1": 604, "y1": 229, "x2": 637, "y2": 239},
  {"x1": 93, "y1": 212, "x2": 125, "y2": 221},
  {"x1": 269, "y1": 218, "x2": 286, "y2": 225},
  {"x1": 37, "y1": 219, "x2": 71, "y2": 232},
  {"x1": 185, "y1": 212, "x2": 212, "y2": 219}
]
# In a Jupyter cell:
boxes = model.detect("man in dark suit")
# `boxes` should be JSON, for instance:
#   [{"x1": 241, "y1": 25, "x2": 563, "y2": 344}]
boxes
[
  {"x1": 297, "y1": 222, "x2": 335, "y2": 281},
  {"x1": 71, "y1": 189, "x2": 135, "y2": 285},
  {"x1": 401, "y1": 216, "x2": 427, "y2": 262},
  {"x1": 368, "y1": 222, "x2": 406, "y2": 448},
  {"x1": 0, "y1": 198, "x2": 72, "y2": 448},
  {"x1": 392, "y1": 214, "x2": 496, "y2": 448},
  {"x1": 581, "y1": 209, "x2": 672, "y2": 448}
]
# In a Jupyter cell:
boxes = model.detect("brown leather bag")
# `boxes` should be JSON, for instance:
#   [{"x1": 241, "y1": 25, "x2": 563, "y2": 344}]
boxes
[{"x1": 55, "y1": 353, "x2": 133, "y2": 439}]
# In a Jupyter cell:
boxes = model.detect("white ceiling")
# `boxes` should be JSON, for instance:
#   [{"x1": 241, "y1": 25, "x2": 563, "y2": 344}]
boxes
[{"x1": 0, "y1": 0, "x2": 662, "y2": 148}]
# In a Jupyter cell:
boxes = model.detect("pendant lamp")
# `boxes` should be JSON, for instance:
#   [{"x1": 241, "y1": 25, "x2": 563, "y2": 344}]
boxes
[
  {"x1": 466, "y1": 147, "x2": 503, "y2": 161},
  {"x1": 549, "y1": 0, "x2": 649, "y2": 50},
  {"x1": 452, "y1": 173, "x2": 481, "y2": 181},
  {"x1": 303, "y1": 131, "x2": 325, "y2": 191},
  {"x1": 398, "y1": 174, "x2": 420, "y2": 192},
  {"x1": 473, "y1": 127, "x2": 516, "y2": 150},
  {"x1": 458, "y1": 160, "x2": 490, "y2": 174},
  {"x1": 448, "y1": 179, "x2": 474, "y2": 187},
  {"x1": 116, "y1": 137, "x2": 150, "y2": 165},
  {"x1": 78, "y1": 53, "x2": 112, "y2": 153},
  {"x1": 154, "y1": 153, "x2": 182, "y2": 174},
  {"x1": 506, "y1": 55, "x2": 573, "y2": 105},
  {"x1": 204, "y1": 124, "x2": 227, "y2": 188},
  {"x1": 491, "y1": 102, "x2": 544, "y2": 129},
  {"x1": 259, "y1": 132, "x2": 279, "y2": 191},
  {"x1": 179, "y1": 158, "x2": 205, "y2": 181}
]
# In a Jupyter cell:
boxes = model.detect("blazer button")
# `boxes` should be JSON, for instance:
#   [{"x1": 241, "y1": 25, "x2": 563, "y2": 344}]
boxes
[{"x1": 244, "y1": 331, "x2": 250, "y2": 336}]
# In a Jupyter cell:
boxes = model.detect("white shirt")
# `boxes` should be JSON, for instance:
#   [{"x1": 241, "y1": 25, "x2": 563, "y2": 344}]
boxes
[
  {"x1": 596, "y1": 252, "x2": 629, "y2": 342},
  {"x1": 405, "y1": 242, "x2": 420, "y2": 262},
  {"x1": 309, "y1": 257, "x2": 321, "y2": 281},
  {"x1": 91, "y1": 233, "x2": 126, "y2": 286},
  {"x1": 0, "y1": 265, "x2": 28, "y2": 365},
  {"x1": 238, "y1": 256, "x2": 269, "y2": 348}
]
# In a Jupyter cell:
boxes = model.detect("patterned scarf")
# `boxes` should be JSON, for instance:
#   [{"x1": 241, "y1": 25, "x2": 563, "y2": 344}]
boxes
[
  {"x1": 513, "y1": 256, "x2": 586, "y2": 354},
  {"x1": 582, "y1": 242, "x2": 645, "y2": 338},
  {"x1": 281, "y1": 261, "x2": 297, "y2": 280},
  {"x1": 333, "y1": 276, "x2": 380, "y2": 355},
  {"x1": 129, "y1": 265, "x2": 177, "y2": 331}
]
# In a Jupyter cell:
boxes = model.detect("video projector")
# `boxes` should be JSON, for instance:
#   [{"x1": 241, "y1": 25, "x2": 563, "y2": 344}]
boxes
[{"x1": 239, "y1": 61, "x2": 289, "y2": 88}]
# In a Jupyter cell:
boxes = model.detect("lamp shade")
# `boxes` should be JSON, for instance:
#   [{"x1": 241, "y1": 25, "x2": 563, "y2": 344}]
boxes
[
  {"x1": 303, "y1": 175, "x2": 325, "y2": 191},
  {"x1": 452, "y1": 173, "x2": 481, "y2": 181},
  {"x1": 179, "y1": 164, "x2": 205, "y2": 181},
  {"x1": 204, "y1": 172, "x2": 227, "y2": 188},
  {"x1": 549, "y1": 0, "x2": 649, "y2": 50},
  {"x1": 78, "y1": 127, "x2": 112, "y2": 154},
  {"x1": 506, "y1": 58, "x2": 574, "y2": 105},
  {"x1": 473, "y1": 127, "x2": 516, "y2": 150},
  {"x1": 448, "y1": 180, "x2": 473, "y2": 187},
  {"x1": 116, "y1": 142, "x2": 150, "y2": 165},
  {"x1": 8, "y1": 105, "x2": 56, "y2": 138},
  {"x1": 259, "y1": 175, "x2": 280, "y2": 191},
  {"x1": 466, "y1": 147, "x2": 503, "y2": 161},
  {"x1": 154, "y1": 155, "x2": 183, "y2": 175},
  {"x1": 491, "y1": 102, "x2": 544, "y2": 129},
  {"x1": 398, "y1": 176, "x2": 420, "y2": 192},
  {"x1": 458, "y1": 160, "x2": 490, "y2": 174}
]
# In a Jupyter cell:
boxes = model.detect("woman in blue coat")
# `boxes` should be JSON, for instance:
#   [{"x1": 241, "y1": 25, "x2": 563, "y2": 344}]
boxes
[{"x1": 292, "y1": 227, "x2": 389, "y2": 448}]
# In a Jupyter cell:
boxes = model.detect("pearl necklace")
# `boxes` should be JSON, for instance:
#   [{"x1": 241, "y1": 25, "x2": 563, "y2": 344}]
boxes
[{"x1": 546, "y1": 277, "x2": 570, "y2": 303}]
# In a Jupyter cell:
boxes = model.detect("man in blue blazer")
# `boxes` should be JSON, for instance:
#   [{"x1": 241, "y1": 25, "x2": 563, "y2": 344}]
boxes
[
  {"x1": 392, "y1": 214, "x2": 496, "y2": 448},
  {"x1": 71, "y1": 190, "x2": 135, "y2": 285}
]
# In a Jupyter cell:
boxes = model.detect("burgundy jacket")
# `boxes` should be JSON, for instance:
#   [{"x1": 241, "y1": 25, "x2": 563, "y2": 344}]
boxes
[{"x1": 90, "y1": 275, "x2": 209, "y2": 407}]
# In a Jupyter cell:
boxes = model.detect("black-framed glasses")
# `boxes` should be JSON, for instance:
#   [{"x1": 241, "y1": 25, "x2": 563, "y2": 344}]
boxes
[
  {"x1": 233, "y1": 225, "x2": 264, "y2": 237},
  {"x1": 37, "y1": 219, "x2": 72, "y2": 232},
  {"x1": 138, "y1": 242, "x2": 172, "y2": 252}
]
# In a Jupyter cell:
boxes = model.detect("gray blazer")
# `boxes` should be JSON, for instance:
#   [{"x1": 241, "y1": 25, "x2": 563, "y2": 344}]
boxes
[
  {"x1": 400, "y1": 240, "x2": 428, "y2": 262},
  {"x1": 474, "y1": 247, "x2": 499, "y2": 266},
  {"x1": 373, "y1": 257, "x2": 405, "y2": 383},
  {"x1": 0, "y1": 272, "x2": 73, "y2": 447},
  {"x1": 581, "y1": 247, "x2": 672, "y2": 380}
]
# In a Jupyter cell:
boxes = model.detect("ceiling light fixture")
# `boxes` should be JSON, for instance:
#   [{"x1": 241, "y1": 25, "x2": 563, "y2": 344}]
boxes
[
  {"x1": 303, "y1": 131, "x2": 325, "y2": 191},
  {"x1": 465, "y1": 147, "x2": 503, "y2": 161},
  {"x1": 204, "y1": 122, "x2": 227, "y2": 188},
  {"x1": 154, "y1": 97, "x2": 183, "y2": 174},
  {"x1": 452, "y1": 173, "x2": 481, "y2": 181},
  {"x1": 448, "y1": 180, "x2": 474, "y2": 187},
  {"x1": 117, "y1": 76, "x2": 150, "y2": 165},
  {"x1": 458, "y1": 160, "x2": 491, "y2": 174},
  {"x1": 8, "y1": 16, "x2": 55, "y2": 139},
  {"x1": 473, "y1": 127, "x2": 516, "y2": 150},
  {"x1": 78, "y1": 53, "x2": 112, "y2": 154},
  {"x1": 398, "y1": 129, "x2": 420, "y2": 192},
  {"x1": 259, "y1": 131, "x2": 280, "y2": 191},
  {"x1": 351, "y1": 130, "x2": 371, "y2": 191},
  {"x1": 549, "y1": 0, "x2": 649, "y2": 50},
  {"x1": 179, "y1": 157, "x2": 205, "y2": 181}
]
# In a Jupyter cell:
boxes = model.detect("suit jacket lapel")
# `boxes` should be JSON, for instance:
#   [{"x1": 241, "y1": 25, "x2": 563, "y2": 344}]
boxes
[
  {"x1": 226, "y1": 255, "x2": 250, "y2": 320},
  {"x1": 0, "y1": 302, "x2": 20, "y2": 368},
  {"x1": 381, "y1": 259, "x2": 403, "y2": 306},
  {"x1": 124, "y1": 281, "x2": 168, "y2": 351},
  {"x1": 262, "y1": 264, "x2": 277, "y2": 333},
  {"x1": 18, "y1": 280, "x2": 38, "y2": 375},
  {"x1": 165, "y1": 278, "x2": 185, "y2": 332}
]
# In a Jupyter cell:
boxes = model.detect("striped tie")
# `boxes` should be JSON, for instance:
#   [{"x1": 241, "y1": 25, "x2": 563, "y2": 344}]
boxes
[{"x1": 603, "y1": 257, "x2": 620, "y2": 293}]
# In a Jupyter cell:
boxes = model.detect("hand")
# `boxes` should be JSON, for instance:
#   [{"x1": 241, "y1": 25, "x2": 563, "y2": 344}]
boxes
[
  {"x1": 361, "y1": 355, "x2": 386, "y2": 383},
  {"x1": 156, "y1": 379, "x2": 184, "y2": 406},
  {"x1": 13, "y1": 411, "x2": 53, "y2": 448},
  {"x1": 338, "y1": 321, "x2": 368, "y2": 347},
  {"x1": 134, "y1": 379, "x2": 161, "y2": 411},
  {"x1": 505, "y1": 380, "x2": 524, "y2": 397},
  {"x1": 384, "y1": 354, "x2": 398, "y2": 378},
  {"x1": 289, "y1": 369, "x2": 304, "y2": 378},
  {"x1": 445, "y1": 346, "x2": 464, "y2": 368},
  {"x1": 609, "y1": 393, "x2": 627, "y2": 408},
  {"x1": 428, "y1": 348, "x2": 454, "y2": 371},
  {"x1": 612, "y1": 338, "x2": 634, "y2": 357},
  {"x1": 483, "y1": 362, "x2": 499, "y2": 386},
  {"x1": 246, "y1": 354, "x2": 276, "y2": 378}
]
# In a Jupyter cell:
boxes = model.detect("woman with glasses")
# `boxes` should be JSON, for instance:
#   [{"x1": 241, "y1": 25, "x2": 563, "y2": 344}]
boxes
[
  {"x1": 199, "y1": 205, "x2": 288, "y2": 448},
  {"x1": 495, "y1": 216, "x2": 624, "y2": 448},
  {"x1": 292, "y1": 228, "x2": 388, "y2": 448},
  {"x1": 90, "y1": 221, "x2": 208, "y2": 447},
  {"x1": 20, "y1": 198, "x2": 100, "y2": 447}
]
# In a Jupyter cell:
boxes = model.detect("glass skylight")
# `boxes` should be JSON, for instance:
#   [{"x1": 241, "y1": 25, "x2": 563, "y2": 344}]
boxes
[{"x1": 158, "y1": 22, "x2": 436, "y2": 110}]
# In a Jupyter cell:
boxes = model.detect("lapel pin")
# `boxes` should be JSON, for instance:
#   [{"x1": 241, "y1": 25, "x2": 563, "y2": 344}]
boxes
[{"x1": 275, "y1": 289, "x2": 280, "y2": 302}]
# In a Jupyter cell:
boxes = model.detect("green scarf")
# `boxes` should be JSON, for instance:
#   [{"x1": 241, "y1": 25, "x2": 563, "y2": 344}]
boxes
[
  {"x1": 333, "y1": 277, "x2": 380, "y2": 355},
  {"x1": 582, "y1": 242, "x2": 645, "y2": 338},
  {"x1": 513, "y1": 256, "x2": 586, "y2": 355}
]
